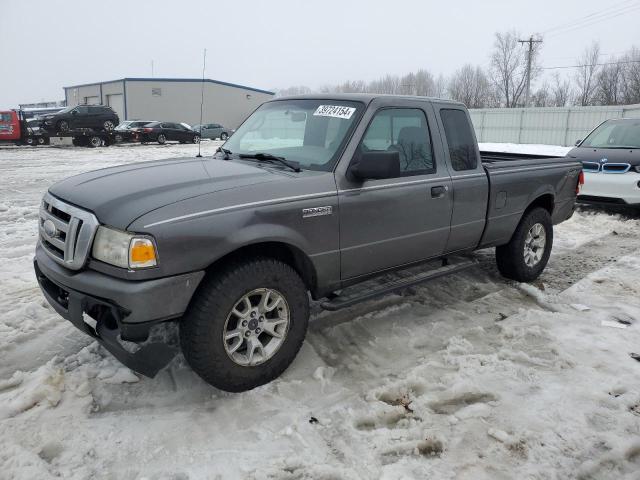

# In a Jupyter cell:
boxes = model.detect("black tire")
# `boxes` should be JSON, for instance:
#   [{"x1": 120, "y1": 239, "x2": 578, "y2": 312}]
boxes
[
  {"x1": 25, "y1": 137, "x2": 36, "y2": 146},
  {"x1": 220, "y1": 132, "x2": 229, "y2": 140},
  {"x1": 180, "y1": 258, "x2": 310, "y2": 392},
  {"x1": 57, "y1": 120, "x2": 69, "y2": 132},
  {"x1": 192, "y1": 135, "x2": 200, "y2": 144},
  {"x1": 36, "y1": 137, "x2": 46, "y2": 145},
  {"x1": 87, "y1": 136, "x2": 102, "y2": 148},
  {"x1": 103, "y1": 120, "x2": 116, "y2": 131},
  {"x1": 495, "y1": 207, "x2": 553, "y2": 282},
  {"x1": 157, "y1": 134, "x2": 166, "y2": 145}
]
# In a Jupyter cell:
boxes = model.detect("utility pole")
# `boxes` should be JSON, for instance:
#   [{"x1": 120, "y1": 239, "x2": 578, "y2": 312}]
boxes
[{"x1": 518, "y1": 36, "x2": 543, "y2": 107}]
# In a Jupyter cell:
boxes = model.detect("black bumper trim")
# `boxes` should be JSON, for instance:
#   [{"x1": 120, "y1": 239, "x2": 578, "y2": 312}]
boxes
[{"x1": 34, "y1": 260, "x2": 177, "y2": 378}]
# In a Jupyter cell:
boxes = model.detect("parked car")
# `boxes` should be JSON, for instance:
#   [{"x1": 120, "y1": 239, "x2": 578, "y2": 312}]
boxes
[
  {"x1": 34, "y1": 94, "x2": 582, "y2": 392},
  {"x1": 192, "y1": 123, "x2": 233, "y2": 140},
  {"x1": 113, "y1": 120, "x2": 155, "y2": 143},
  {"x1": 132, "y1": 121, "x2": 200, "y2": 144},
  {"x1": 41, "y1": 105, "x2": 119, "y2": 133},
  {"x1": 567, "y1": 118, "x2": 640, "y2": 208}
]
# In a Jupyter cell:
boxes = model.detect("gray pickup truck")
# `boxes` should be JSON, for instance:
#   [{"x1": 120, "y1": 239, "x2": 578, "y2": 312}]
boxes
[{"x1": 34, "y1": 94, "x2": 582, "y2": 392}]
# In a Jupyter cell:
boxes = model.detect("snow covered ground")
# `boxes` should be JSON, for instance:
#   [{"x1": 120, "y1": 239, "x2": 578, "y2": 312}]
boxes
[{"x1": 1, "y1": 142, "x2": 639, "y2": 479}]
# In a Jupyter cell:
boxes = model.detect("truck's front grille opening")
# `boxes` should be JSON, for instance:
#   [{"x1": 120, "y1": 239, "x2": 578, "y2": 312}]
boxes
[{"x1": 39, "y1": 193, "x2": 99, "y2": 270}]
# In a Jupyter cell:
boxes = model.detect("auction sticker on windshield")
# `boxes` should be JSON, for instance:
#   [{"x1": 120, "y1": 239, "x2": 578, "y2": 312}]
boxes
[{"x1": 313, "y1": 105, "x2": 356, "y2": 119}]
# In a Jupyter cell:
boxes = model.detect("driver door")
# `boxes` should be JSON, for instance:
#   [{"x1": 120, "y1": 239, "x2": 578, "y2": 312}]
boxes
[{"x1": 337, "y1": 107, "x2": 452, "y2": 279}]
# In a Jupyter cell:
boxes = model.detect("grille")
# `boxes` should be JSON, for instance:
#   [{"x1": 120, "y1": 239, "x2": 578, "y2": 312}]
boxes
[
  {"x1": 601, "y1": 163, "x2": 631, "y2": 173},
  {"x1": 39, "y1": 192, "x2": 99, "y2": 270},
  {"x1": 581, "y1": 161, "x2": 631, "y2": 173}
]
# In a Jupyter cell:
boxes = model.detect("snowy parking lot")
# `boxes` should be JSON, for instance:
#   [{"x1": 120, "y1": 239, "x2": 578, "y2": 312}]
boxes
[{"x1": 1, "y1": 142, "x2": 640, "y2": 479}]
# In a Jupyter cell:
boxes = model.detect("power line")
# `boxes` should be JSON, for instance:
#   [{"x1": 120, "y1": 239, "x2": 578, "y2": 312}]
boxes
[
  {"x1": 542, "y1": 0, "x2": 639, "y2": 35},
  {"x1": 545, "y1": 2, "x2": 640, "y2": 38},
  {"x1": 540, "y1": 60, "x2": 640, "y2": 70}
]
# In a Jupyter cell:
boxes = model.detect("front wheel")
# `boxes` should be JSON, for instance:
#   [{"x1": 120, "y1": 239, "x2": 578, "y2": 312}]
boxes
[
  {"x1": 103, "y1": 120, "x2": 116, "y2": 131},
  {"x1": 157, "y1": 133, "x2": 166, "y2": 145},
  {"x1": 495, "y1": 207, "x2": 553, "y2": 282},
  {"x1": 180, "y1": 258, "x2": 309, "y2": 392},
  {"x1": 220, "y1": 132, "x2": 229, "y2": 140},
  {"x1": 192, "y1": 135, "x2": 200, "y2": 144}
]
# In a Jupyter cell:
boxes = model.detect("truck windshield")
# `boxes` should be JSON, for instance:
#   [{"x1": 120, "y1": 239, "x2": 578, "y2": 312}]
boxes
[
  {"x1": 222, "y1": 99, "x2": 364, "y2": 171},
  {"x1": 581, "y1": 120, "x2": 640, "y2": 149}
]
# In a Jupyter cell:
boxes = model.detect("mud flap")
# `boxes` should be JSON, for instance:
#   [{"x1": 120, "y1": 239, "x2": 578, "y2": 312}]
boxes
[{"x1": 96, "y1": 321, "x2": 177, "y2": 378}]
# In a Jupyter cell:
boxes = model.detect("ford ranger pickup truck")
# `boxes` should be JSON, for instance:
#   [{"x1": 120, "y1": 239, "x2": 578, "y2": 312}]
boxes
[{"x1": 34, "y1": 94, "x2": 583, "y2": 392}]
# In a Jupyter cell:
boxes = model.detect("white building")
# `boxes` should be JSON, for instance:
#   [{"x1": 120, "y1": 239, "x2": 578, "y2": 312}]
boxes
[{"x1": 63, "y1": 77, "x2": 275, "y2": 128}]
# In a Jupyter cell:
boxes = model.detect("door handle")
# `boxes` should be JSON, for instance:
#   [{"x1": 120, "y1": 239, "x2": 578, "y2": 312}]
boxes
[{"x1": 431, "y1": 185, "x2": 447, "y2": 198}]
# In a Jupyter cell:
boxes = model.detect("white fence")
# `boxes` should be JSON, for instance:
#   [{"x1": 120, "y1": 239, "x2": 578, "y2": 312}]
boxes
[{"x1": 469, "y1": 104, "x2": 640, "y2": 146}]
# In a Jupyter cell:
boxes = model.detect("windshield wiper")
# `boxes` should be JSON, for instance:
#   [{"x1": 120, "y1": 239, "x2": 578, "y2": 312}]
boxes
[
  {"x1": 239, "y1": 153, "x2": 301, "y2": 172},
  {"x1": 216, "y1": 146, "x2": 233, "y2": 160}
]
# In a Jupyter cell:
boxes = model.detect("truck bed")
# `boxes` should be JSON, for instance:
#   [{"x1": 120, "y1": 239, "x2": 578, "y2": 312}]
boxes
[{"x1": 478, "y1": 151, "x2": 581, "y2": 249}]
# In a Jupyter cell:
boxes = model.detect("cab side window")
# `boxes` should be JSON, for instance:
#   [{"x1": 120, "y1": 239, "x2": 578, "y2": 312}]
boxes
[
  {"x1": 440, "y1": 109, "x2": 478, "y2": 171},
  {"x1": 360, "y1": 108, "x2": 434, "y2": 175}
]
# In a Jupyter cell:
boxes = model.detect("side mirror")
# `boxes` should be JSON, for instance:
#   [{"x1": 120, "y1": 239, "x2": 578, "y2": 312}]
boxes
[
  {"x1": 349, "y1": 150, "x2": 400, "y2": 181},
  {"x1": 71, "y1": 110, "x2": 78, "y2": 115},
  {"x1": 575, "y1": 139, "x2": 581, "y2": 146}
]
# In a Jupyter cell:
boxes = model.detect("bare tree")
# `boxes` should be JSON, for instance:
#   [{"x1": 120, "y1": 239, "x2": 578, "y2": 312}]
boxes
[
  {"x1": 368, "y1": 74, "x2": 401, "y2": 94},
  {"x1": 531, "y1": 82, "x2": 551, "y2": 107},
  {"x1": 620, "y1": 46, "x2": 640, "y2": 104},
  {"x1": 490, "y1": 31, "x2": 540, "y2": 107},
  {"x1": 448, "y1": 64, "x2": 492, "y2": 108},
  {"x1": 434, "y1": 74, "x2": 448, "y2": 99},
  {"x1": 574, "y1": 41, "x2": 601, "y2": 106},
  {"x1": 414, "y1": 69, "x2": 435, "y2": 96},
  {"x1": 597, "y1": 62, "x2": 623, "y2": 105},
  {"x1": 551, "y1": 72, "x2": 571, "y2": 107},
  {"x1": 276, "y1": 85, "x2": 312, "y2": 97}
]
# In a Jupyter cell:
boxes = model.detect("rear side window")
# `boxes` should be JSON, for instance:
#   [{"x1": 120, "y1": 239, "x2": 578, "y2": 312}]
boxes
[
  {"x1": 440, "y1": 109, "x2": 478, "y2": 171},
  {"x1": 361, "y1": 108, "x2": 435, "y2": 175}
]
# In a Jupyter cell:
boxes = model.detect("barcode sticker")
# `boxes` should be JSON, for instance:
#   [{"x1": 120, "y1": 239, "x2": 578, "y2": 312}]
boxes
[{"x1": 313, "y1": 105, "x2": 356, "y2": 119}]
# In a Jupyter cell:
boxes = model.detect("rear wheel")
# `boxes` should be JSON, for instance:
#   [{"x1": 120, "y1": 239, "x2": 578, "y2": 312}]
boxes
[
  {"x1": 25, "y1": 137, "x2": 36, "y2": 146},
  {"x1": 180, "y1": 258, "x2": 309, "y2": 392},
  {"x1": 495, "y1": 207, "x2": 553, "y2": 282},
  {"x1": 103, "y1": 120, "x2": 115, "y2": 131},
  {"x1": 157, "y1": 133, "x2": 166, "y2": 145},
  {"x1": 36, "y1": 137, "x2": 46, "y2": 145},
  {"x1": 193, "y1": 135, "x2": 200, "y2": 144},
  {"x1": 220, "y1": 132, "x2": 229, "y2": 140}
]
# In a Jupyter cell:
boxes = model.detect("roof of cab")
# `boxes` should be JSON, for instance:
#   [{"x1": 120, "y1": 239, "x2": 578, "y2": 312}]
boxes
[{"x1": 271, "y1": 93, "x2": 466, "y2": 107}]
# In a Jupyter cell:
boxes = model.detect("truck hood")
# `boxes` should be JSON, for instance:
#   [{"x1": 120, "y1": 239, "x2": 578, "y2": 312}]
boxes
[
  {"x1": 567, "y1": 146, "x2": 640, "y2": 167},
  {"x1": 49, "y1": 157, "x2": 284, "y2": 228}
]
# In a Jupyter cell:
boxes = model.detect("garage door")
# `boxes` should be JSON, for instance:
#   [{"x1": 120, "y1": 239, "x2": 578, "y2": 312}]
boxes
[
  {"x1": 84, "y1": 96, "x2": 100, "y2": 105},
  {"x1": 106, "y1": 94, "x2": 125, "y2": 121}
]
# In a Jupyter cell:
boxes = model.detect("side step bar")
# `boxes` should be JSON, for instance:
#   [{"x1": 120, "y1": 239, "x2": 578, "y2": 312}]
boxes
[{"x1": 320, "y1": 257, "x2": 478, "y2": 311}]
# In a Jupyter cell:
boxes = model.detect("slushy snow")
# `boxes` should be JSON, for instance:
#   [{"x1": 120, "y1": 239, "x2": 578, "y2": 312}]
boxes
[{"x1": 1, "y1": 141, "x2": 639, "y2": 479}]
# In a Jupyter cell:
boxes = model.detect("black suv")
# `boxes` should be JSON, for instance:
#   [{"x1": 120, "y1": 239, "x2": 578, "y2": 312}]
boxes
[{"x1": 42, "y1": 105, "x2": 120, "y2": 133}]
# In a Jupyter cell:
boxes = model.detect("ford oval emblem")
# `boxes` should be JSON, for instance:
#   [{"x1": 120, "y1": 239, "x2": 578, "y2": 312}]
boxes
[
  {"x1": 43, "y1": 219, "x2": 58, "y2": 238},
  {"x1": 600, "y1": 158, "x2": 608, "y2": 163}
]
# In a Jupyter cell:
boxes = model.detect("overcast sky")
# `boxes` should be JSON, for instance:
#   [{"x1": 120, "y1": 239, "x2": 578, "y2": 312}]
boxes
[{"x1": 1, "y1": 0, "x2": 638, "y2": 108}]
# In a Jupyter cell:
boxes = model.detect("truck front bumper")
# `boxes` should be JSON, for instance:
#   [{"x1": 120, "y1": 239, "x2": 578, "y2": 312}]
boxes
[{"x1": 34, "y1": 244, "x2": 205, "y2": 377}]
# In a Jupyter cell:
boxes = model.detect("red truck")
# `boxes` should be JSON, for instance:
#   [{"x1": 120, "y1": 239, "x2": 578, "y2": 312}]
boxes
[{"x1": 0, "y1": 109, "x2": 116, "y2": 147}]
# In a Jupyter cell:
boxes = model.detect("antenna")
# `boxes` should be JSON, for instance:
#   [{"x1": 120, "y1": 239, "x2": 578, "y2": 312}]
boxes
[{"x1": 196, "y1": 48, "x2": 206, "y2": 158}]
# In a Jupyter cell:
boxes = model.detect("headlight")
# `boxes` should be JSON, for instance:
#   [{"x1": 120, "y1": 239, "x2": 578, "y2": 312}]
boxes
[{"x1": 92, "y1": 226, "x2": 157, "y2": 269}]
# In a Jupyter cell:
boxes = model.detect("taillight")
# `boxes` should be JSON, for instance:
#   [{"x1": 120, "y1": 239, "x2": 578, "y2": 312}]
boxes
[
  {"x1": 143, "y1": 128, "x2": 153, "y2": 133},
  {"x1": 577, "y1": 170, "x2": 585, "y2": 194}
]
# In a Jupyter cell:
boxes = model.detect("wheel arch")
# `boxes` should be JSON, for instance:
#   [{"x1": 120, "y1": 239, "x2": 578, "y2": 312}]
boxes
[
  {"x1": 525, "y1": 192, "x2": 555, "y2": 216},
  {"x1": 203, "y1": 240, "x2": 318, "y2": 295}
]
